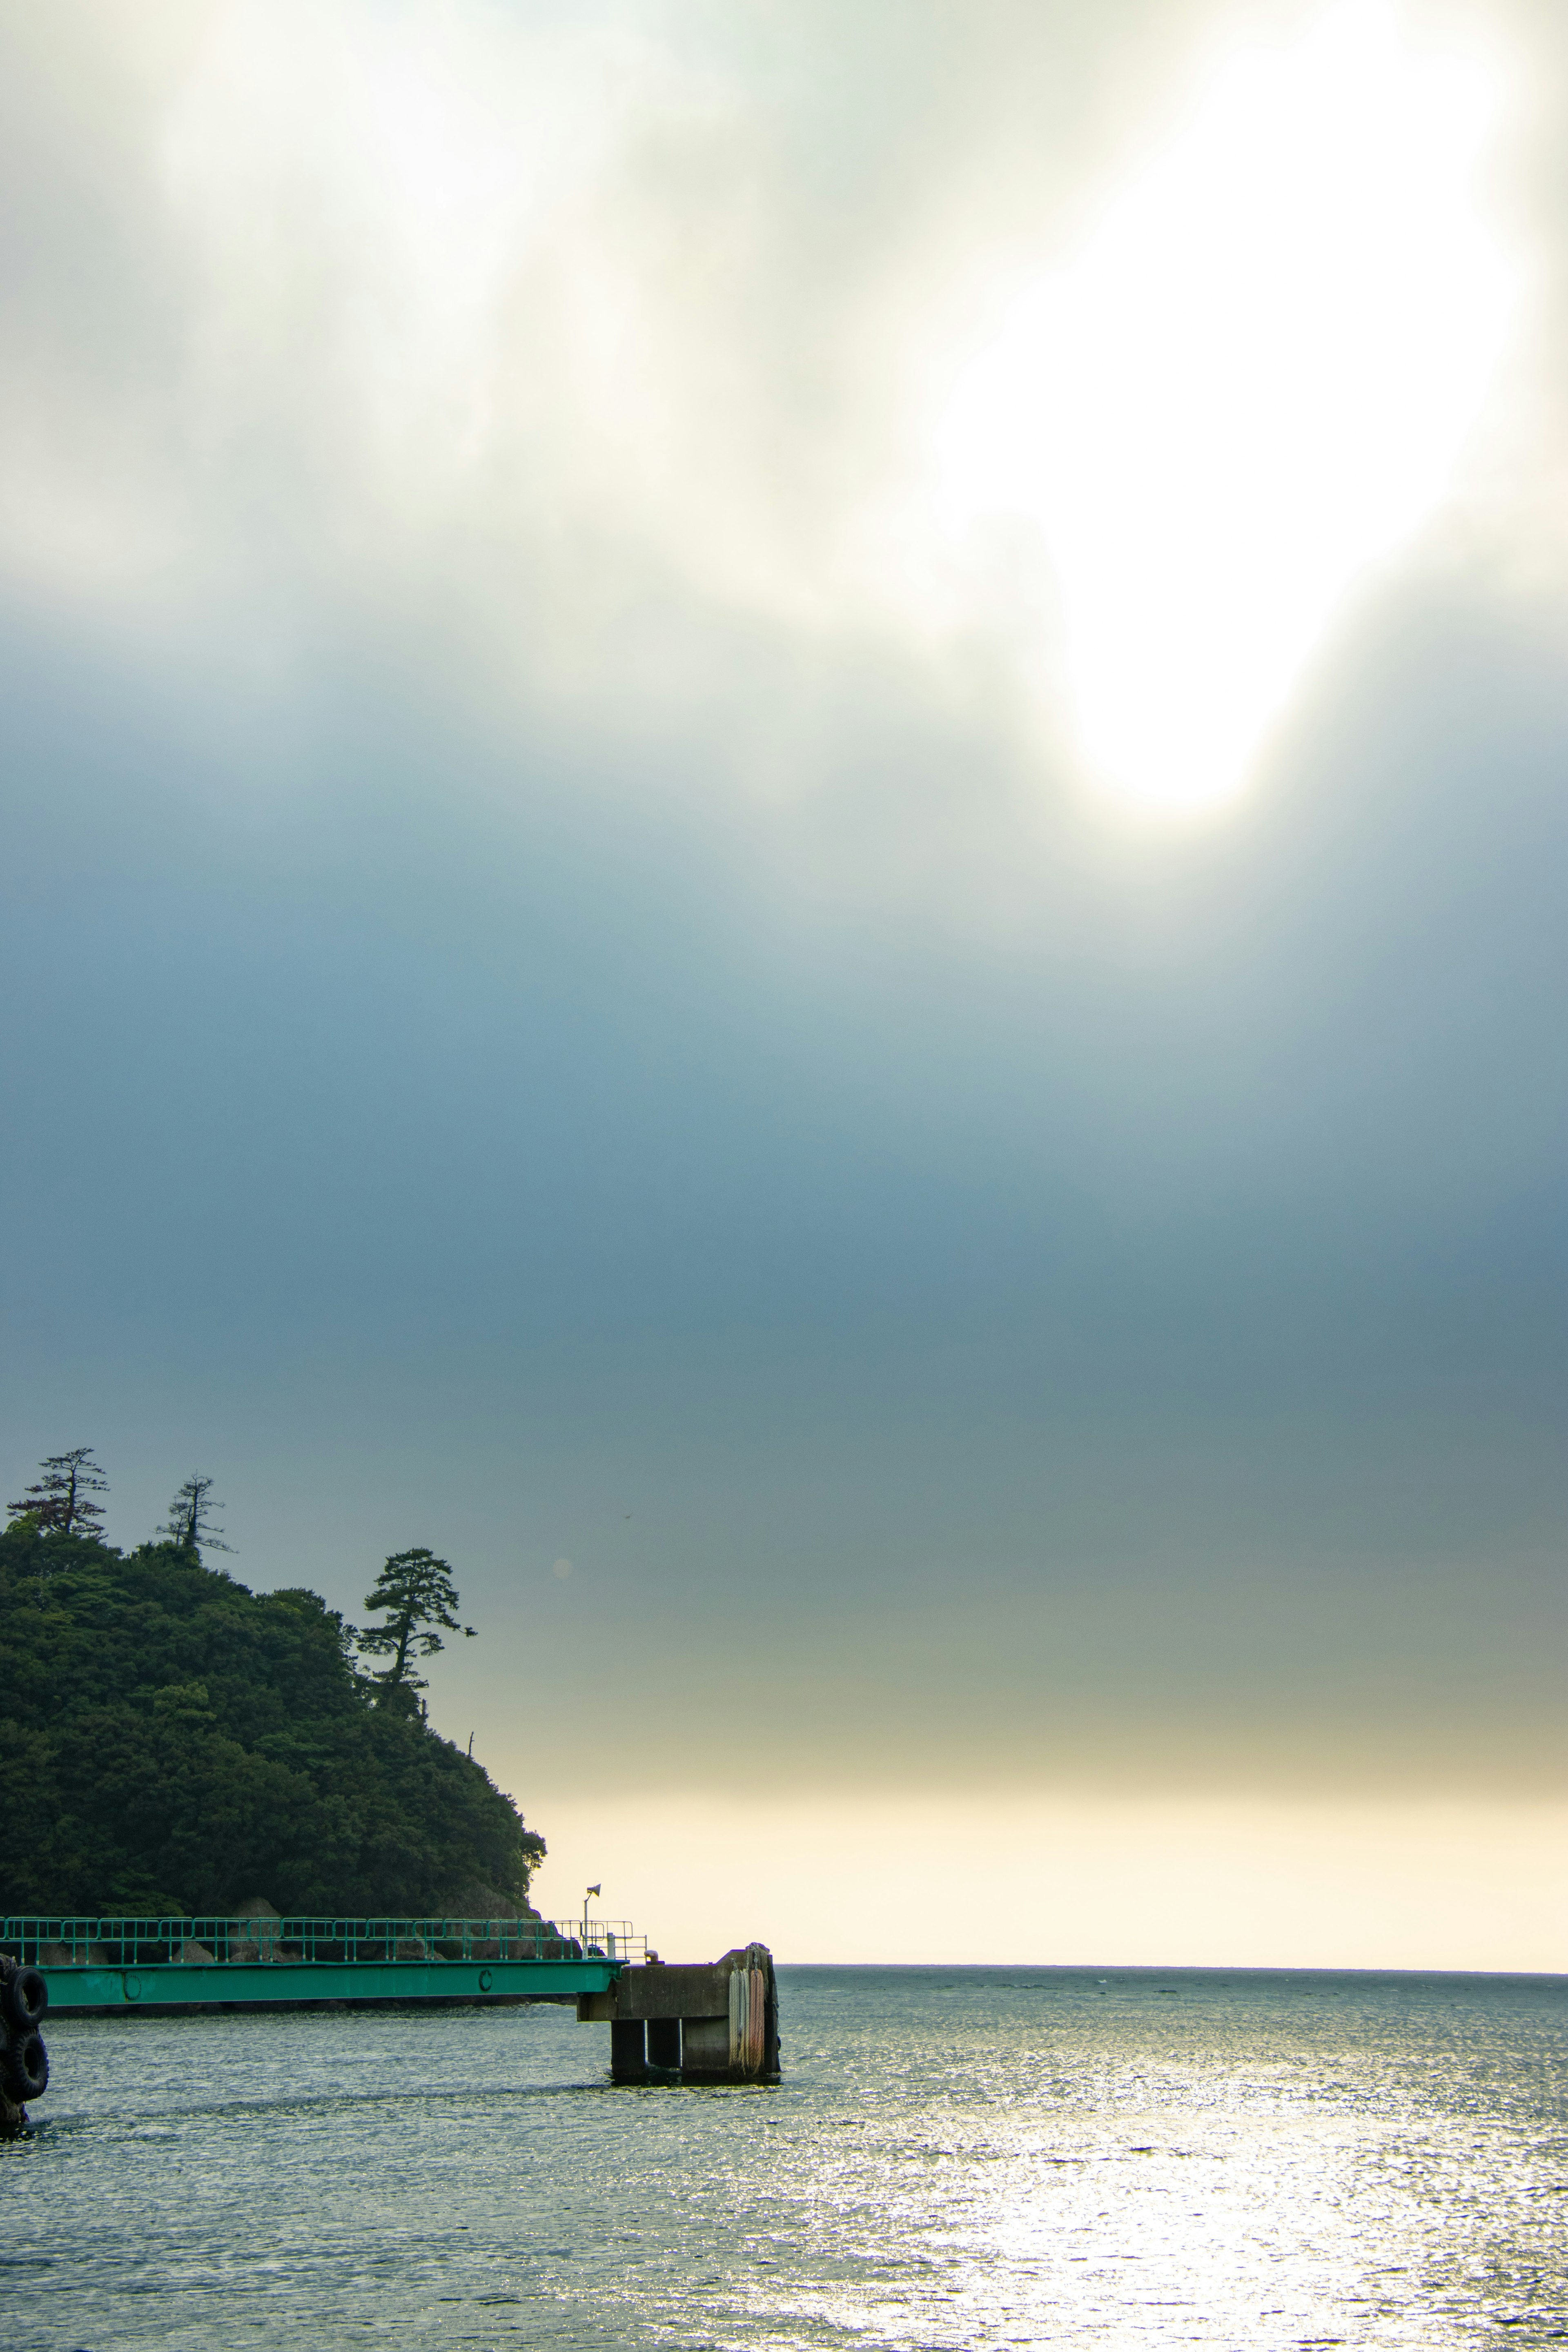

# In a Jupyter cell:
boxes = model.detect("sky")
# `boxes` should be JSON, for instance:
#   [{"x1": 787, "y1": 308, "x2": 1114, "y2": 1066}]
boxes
[{"x1": 2, "y1": 0, "x2": 1565, "y2": 1967}]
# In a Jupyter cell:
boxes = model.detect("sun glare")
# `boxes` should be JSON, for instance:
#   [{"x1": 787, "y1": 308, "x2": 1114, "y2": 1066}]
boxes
[{"x1": 933, "y1": 0, "x2": 1520, "y2": 815}]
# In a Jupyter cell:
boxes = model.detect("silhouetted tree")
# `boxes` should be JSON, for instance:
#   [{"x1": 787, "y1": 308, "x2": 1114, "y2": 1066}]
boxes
[
  {"x1": 7, "y1": 1448, "x2": 108, "y2": 1539},
  {"x1": 358, "y1": 1548, "x2": 476, "y2": 1702},
  {"x1": 156, "y1": 1474, "x2": 233, "y2": 1555}
]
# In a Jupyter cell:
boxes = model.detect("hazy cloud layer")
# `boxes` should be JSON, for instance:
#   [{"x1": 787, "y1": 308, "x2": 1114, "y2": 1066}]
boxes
[{"x1": 2, "y1": 0, "x2": 1565, "y2": 1844}]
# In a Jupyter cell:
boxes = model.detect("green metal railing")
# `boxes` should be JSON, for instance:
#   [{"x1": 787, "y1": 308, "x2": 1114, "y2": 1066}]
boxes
[
  {"x1": 1, "y1": 1916, "x2": 641, "y2": 2009},
  {"x1": 2, "y1": 1916, "x2": 645, "y2": 1966}
]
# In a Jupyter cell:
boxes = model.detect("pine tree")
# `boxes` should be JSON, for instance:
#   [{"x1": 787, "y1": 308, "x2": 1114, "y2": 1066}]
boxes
[
  {"x1": 357, "y1": 1548, "x2": 477, "y2": 1701},
  {"x1": 7, "y1": 1447, "x2": 108, "y2": 1539},
  {"x1": 156, "y1": 1474, "x2": 234, "y2": 1555}
]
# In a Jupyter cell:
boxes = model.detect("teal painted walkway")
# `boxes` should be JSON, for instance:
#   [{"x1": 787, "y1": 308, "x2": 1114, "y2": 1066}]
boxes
[
  {"x1": 41, "y1": 1956, "x2": 620, "y2": 2008},
  {"x1": 4, "y1": 1915, "x2": 637, "y2": 2011}
]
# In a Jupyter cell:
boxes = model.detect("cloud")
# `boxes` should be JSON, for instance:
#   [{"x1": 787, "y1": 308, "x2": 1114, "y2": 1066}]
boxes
[
  {"x1": 1, "y1": 0, "x2": 1559, "y2": 825},
  {"x1": 1, "y1": 4, "x2": 1565, "y2": 1912},
  {"x1": 933, "y1": 0, "x2": 1524, "y2": 809}
]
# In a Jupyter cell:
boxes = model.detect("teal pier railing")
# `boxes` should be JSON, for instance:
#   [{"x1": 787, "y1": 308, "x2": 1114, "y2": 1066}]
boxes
[{"x1": 1, "y1": 1915, "x2": 641, "y2": 2011}]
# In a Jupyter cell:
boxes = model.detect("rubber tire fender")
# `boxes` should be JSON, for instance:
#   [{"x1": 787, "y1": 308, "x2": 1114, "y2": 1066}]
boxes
[
  {"x1": 2, "y1": 2029, "x2": 49, "y2": 2103},
  {"x1": 4, "y1": 1965, "x2": 49, "y2": 2030}
]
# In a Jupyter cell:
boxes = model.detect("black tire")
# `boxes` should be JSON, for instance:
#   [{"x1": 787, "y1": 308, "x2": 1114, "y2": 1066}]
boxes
[
  {"x1": 3, "y1": 1965, "x2": 49, "y2": 2030},
  {"x1": 2, "y1": 2029, "x2": 48, "y2": 2103}
]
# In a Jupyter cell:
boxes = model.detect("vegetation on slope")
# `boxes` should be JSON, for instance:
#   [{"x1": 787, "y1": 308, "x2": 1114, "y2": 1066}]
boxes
[{"x1": 0, "y1": 1517, "x2": 544, "y2": 1918}]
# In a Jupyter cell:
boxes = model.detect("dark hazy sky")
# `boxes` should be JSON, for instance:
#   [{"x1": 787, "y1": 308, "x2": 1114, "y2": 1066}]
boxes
[{"x1": 2, "y1": 0, "x2": 1564, "y2": 1960}]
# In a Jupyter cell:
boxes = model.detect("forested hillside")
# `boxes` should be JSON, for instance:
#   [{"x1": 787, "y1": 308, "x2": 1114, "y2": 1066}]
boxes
[{"x1": 0, "y1": 1523, "x2": 544, "y2": 1917}]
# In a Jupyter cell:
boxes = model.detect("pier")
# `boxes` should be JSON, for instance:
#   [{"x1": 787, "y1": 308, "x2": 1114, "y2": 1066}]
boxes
[
  {"x1": 1, "y1": 1916, "x2": 780, "y2": 2114},
  {"x1": 4, "y1": 1912, "x2": 636, "y2": 2014}
]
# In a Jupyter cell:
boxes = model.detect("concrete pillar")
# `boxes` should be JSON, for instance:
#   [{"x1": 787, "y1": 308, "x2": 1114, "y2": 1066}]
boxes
[
  {"x1": 678, "y1": 2014, "x2": 729, "y2": 2071},
  {"x1": 646, "y1": 2017, "x2": 681, "y2": 2070},
  {"x1": 609, "y1": 2017, "x2": 646, "y2": 2081}
]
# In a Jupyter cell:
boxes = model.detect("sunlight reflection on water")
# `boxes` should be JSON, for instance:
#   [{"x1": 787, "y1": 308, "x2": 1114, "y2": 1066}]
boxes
[{"x1": 4, "y1": 1969, "x2": 1564, "y2": 2348}]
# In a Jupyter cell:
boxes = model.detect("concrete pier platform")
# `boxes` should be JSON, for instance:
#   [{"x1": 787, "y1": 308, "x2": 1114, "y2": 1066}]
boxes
[{"x1": 578, "y1": 1942, "x2": 779, "y2": 2082}]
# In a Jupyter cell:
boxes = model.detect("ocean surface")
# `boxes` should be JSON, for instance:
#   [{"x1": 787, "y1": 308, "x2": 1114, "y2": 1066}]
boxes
[{"x1": 4, "y1": 1967, "x2": 1565, "y2": 2349}]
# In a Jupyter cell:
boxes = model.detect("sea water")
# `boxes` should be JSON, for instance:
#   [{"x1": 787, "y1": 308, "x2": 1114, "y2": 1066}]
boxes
[{"x1": 3, "y1": 1967, "x2": 1564, "y2": 2348}]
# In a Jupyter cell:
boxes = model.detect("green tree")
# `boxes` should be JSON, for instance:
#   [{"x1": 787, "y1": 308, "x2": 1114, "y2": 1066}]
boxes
[
  {"x1": 7, "y1": 1447, "x2": 108, "y2": 1539},
  {"x1": 156, "y1": 1473, "x2": 233, "y2": 1555},
  {"x1": 0, "y1": 1518, "x2": 543, "y2": 1915},
  {"x1": 357, "y1": 1548, "x2": 476, "y2": 1704}
]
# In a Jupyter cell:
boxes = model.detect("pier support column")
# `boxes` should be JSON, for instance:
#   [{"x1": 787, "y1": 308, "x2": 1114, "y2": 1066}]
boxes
[
  {"x1": 646, "y1": 2017, "x2": 681, "y2": 2071},
  {"x1": 610, "y1": 2018, "x2": 647, "y2": 2081}
]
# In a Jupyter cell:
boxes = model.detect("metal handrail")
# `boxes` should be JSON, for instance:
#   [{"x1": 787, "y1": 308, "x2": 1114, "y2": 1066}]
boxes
[{"x1": 0, "y1": 1915, "x2": 646, "y2": 1965}]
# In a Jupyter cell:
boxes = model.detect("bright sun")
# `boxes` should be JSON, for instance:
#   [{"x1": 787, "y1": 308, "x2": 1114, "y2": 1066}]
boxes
[{"x1": 933, "y1": 0, "x2": 1520, "y2": 815}]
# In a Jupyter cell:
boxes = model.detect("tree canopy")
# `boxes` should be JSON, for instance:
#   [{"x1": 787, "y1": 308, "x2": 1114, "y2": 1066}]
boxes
[
  {"x1": 0, "y1": 1522, "x2": 544, "y2": 1918},
  {"x1": 7, "y1": 1448, "x2": 107, "y2": 1541},
  {"x1": 358, "y1": 1547, "x2": 476, "y2": 1704},
  {"x1": 156, "y1": 1474, "x2": 232, "y2": 1555}
]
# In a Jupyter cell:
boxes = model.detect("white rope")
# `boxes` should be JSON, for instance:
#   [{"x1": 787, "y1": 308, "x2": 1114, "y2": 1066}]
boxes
[{"x1": 728, "y1": 1963, "x2": 747, "y2": 2067}]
